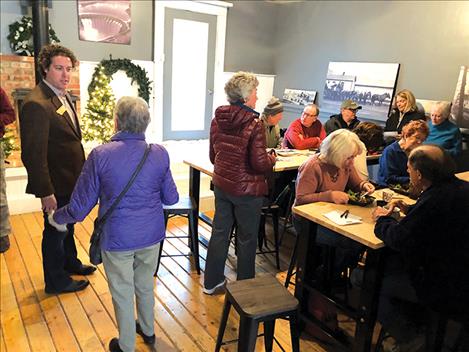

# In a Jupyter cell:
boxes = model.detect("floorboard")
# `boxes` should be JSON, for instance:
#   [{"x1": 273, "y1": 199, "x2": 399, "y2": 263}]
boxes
[{"x1": 0, "y1": 211, "x2": 343, "y2": 351}]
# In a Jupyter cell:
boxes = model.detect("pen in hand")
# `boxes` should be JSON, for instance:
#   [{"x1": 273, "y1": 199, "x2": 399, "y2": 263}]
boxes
[{"x1": 340, "y1": 209, "x2": 349, "y2": 219}]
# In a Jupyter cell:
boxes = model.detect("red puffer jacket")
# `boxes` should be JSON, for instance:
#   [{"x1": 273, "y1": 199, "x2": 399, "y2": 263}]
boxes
[{"x1": 210, "y1": 104, "x2": 275, "y2": 197}]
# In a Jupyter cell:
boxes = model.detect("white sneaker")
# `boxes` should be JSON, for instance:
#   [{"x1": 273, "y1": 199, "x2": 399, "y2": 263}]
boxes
[
  {"x1": 203, "y1": 279, "x2": 226, "y2": 295},
  {"x1": 381, "y1": 333, "x2": 424, "y2": 352}
]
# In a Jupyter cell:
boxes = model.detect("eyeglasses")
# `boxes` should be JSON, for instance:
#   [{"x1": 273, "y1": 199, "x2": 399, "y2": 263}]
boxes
[
  {"x1": 52, "y1": 65, "x2": 76, "y2": 73},
  {"x1": 346, "y1": 108, "x2": 358, "y2": 113},
  {"x1": 302, "y1": 112, "x2": 318, "y2": 118}
]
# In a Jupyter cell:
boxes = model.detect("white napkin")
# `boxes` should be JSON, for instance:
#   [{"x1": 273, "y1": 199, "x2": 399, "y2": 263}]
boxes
[{"x1": 323, "y1": 210, "x2": 362, "y2": 225}]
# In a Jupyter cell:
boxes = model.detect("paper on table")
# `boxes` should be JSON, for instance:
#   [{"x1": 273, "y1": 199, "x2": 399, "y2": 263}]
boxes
[
  {"x1": 323, "y1": 210, "x2": 362, "y2": 226},
  {"x1": 383, "y1": 131, "x2": 398, "y2": 138}
]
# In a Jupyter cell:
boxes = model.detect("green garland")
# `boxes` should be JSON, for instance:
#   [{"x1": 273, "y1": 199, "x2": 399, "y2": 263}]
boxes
[
  {"x1": 7, "y1": 16, "x2": 60, "y2": 56},
  {"x1": 89, "y1": 59, "x2": 152, "y2": 103},
  {"x1": 82, "y1": 58, "x2": 152, "y2": 143}
]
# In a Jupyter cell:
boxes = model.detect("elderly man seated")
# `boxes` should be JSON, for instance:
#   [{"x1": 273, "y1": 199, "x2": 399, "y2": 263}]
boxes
[
  {"x1": 260, "y1": 96, "x2": 284, "y2": 148},
  {"x1": 282, "y1": 103, "x2": 326, "y2": 150},
  {"x1": 373, "y1": 145, "x2": 469, "y2": 352},
  {"x1": 425, "y1": 101, "x2": 462, "y2": 157},
  {"x1": 325, "y1": 99, "x2": 361, "y2": 134}
]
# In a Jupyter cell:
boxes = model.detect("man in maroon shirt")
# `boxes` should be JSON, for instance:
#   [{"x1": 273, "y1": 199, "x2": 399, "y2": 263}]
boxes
[
  {"x1": 0, "y1": 87, "x2": 16, "y2": 253},
  {"x1": 283, "y1": 103, "x2": 326, "y2": 150}
]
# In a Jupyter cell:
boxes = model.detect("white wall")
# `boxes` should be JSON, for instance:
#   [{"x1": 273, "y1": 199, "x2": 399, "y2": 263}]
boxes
[{"x1": 215, "y1": 72, "x2": 276, "y2": 114}]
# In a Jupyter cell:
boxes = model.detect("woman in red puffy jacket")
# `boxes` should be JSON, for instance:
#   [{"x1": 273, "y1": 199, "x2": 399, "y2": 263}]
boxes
[{"x1": 203, "y1": 72, "x2": 276, "y2": 294}]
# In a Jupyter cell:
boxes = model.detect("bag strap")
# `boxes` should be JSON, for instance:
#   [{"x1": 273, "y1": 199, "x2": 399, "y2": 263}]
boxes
[{"x1": 97, "y1": 144, "x2": 151, "y2": 226}]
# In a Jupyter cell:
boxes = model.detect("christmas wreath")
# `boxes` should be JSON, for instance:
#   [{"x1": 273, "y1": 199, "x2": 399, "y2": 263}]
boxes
[
  {"x1": 82, "y1": 58, "x2": 152, "y2": 143},
  {"x1": 7, "y1": 16, "x2": 60, "y2": 56}
]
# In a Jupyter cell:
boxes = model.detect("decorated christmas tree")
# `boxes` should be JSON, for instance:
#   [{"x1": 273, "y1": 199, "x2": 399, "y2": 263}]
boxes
[
  {"x1": 0, "y1": 126, "x2": 18, "y2": 159},
  {"x1": 81, "y1": 65, "x2": 116, "y2": 143}
]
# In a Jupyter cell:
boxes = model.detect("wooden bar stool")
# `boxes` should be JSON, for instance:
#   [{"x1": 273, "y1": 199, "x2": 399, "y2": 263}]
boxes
[
  {"x1": 155, "y1": 196, "x2": 200, "y2": 275},
  {"x1": 215, "y1": 275, "x2": 300, "y2": 352}
]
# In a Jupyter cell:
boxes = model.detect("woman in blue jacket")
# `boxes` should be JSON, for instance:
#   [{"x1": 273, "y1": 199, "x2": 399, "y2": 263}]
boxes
[
  {"x1": 51, "y1": 96, "x2": 179, "y2": 352},
  {"x1": 378, "y1": 120, "x2": 429, "y2": 187},
  {"x1": 426, "y1": 101, "x2": 462, "y2": 157}
]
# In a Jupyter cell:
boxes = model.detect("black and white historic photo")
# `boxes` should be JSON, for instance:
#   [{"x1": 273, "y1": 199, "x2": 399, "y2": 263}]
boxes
[
  {"x1": 282, "y1": 88, "x2": 317, "y2": 106},
  {"x1": 451, "y1": 66, "x2": 469, "y2": 128},
  {"x1": 322, "y1": 61, "x2": 400, "y2": 121}
]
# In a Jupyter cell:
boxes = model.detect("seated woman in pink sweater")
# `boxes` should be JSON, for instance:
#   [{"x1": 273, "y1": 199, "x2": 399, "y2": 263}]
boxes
[{"x1": 294, "y1": 129, "x2": 375, "y2": 277}]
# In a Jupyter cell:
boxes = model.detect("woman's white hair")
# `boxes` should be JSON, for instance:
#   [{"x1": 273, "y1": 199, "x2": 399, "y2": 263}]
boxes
[
  {"x1": 224, "y1": 71, "x2": 259, "y2": 104},
  {"x1": 319, "y1": 129, "x2": 364, "y2": 168},
  {"x1": 114, "y1": 96, "x2": 150, "y2": 133},
  {"x1": 431, "y1": 101, "x2": 451, "y2": 119}
]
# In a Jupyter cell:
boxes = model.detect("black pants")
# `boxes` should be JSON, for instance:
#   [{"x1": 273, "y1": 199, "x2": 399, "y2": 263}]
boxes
[
  {"x1": 42, "y1": 195, "x2": 82, "y2": 291},
  {"x1": 204, "y1": 187, "x2": 263, "y2": 289}
]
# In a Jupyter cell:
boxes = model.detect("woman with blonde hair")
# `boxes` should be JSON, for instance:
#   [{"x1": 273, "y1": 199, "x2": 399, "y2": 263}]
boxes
[
  {"x1": 294, "y1": 129, "x2": 375, "y2": 276},
  {"x1": 385, "y1": 89, "x2": 425, "y2": 134}
]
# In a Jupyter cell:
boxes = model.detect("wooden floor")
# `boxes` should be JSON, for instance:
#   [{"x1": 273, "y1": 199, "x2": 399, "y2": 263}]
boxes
[{"x1": 0, "y1": 209, "x2": 339, "y2": 352}]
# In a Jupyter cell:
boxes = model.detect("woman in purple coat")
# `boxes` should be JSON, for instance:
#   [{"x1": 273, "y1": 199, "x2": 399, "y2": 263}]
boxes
[{"x1": 50, "y1": 96, "x2": 179, "y2": 352}]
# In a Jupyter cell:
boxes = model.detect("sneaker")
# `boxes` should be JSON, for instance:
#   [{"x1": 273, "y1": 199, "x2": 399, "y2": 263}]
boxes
[
  {"x1": 203, "y1": 279, "x2": 226, "y2": 295},
  {"x1": 0, "y1": 235, "x2": 10, "y2": 253},
  {"x1": 136, "y1": 321, "x2": 155, "y2": 345},
  {"x1": 381, "y1": 333, "x2": 425, "y2": 352},
  {"x1": 381, "y1": 334, "x2": 400, "y2": 352},
  {"x1": 108, "y1": 338, "x2": 123, "y2": 352}
]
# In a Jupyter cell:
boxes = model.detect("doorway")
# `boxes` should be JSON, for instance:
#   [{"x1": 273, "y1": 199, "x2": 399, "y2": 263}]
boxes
[{"x1": 163, "y1": 9, "x2": 216, "y2": 140}]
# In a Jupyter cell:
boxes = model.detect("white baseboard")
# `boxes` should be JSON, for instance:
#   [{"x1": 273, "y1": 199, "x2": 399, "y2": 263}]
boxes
[{"x1": 5, "y1": 167, "x2": 41, "y2": 215}]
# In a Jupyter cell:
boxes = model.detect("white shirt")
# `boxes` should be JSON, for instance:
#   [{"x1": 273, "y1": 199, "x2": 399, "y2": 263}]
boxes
[{"x1": 43, "y1": 79, "x2": 77, "y2": 129}]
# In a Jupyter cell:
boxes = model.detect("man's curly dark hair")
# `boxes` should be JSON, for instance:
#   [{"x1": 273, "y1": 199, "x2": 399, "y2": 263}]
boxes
[
  {"x1": 37, "y1": 44, "x2": 77, "y2": 77},
  {"x1": 353, "y1": 122, "x2": 384, "y2": 153}
]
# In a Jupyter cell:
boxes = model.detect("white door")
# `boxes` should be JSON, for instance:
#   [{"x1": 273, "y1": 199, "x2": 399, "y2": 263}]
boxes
[
  {"x1": 153, "y1": 1, "x2": 231, "y2": 142},
  {"x1": 163, "y1": 9, "x2": 216, "y2": 140}
]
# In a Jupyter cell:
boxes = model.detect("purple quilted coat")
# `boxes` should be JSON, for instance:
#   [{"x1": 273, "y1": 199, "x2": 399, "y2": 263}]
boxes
[
  {"x1": 210, "y1": 103, "x2": 275, "y2": 197},
  {"x1": 54, "y1": 132, "x2": 179, "y2": 251}
]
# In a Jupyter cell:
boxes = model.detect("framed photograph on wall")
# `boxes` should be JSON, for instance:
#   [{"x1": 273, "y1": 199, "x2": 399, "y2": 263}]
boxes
[
  {"x1": 282, "y1": 88, "x2": 317, "y2": 106},
  {"x1": 77, "y1": 0, "x2": 131, "y2": 44},
  {"x1": 322, "y1": 61, "x2": 400, "y2": 121},
  {"x1": 451, "y1": 66, "x2": 469, "y2": 128}
]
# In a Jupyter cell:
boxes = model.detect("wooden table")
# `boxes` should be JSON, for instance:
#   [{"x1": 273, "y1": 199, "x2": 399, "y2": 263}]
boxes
[
  {"x1": 184, "y1": 151, "x2": 384, "y2": 247},
  {"x1": 292, "y1": 190, "x2": 413, "y2": 352},
  {"x1": 456, "y1": 171, "x2": 469, "y2": 182},
  {"x1": 184, "y1": 151, "x2": 311, "y2": 245},
  {"x1": 365, "y1": 153, "x2": 380, "y2": 166}
]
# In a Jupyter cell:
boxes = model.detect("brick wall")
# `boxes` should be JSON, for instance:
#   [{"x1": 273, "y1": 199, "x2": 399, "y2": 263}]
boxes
[{"x1": 0, "y1": 54, "x2": 81, "y2": 167}]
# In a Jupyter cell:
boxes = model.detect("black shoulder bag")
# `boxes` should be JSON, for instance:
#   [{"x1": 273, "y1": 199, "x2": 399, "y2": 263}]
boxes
[{"x1": 89, "y1": 144, "x2": 151, "y2": 265}]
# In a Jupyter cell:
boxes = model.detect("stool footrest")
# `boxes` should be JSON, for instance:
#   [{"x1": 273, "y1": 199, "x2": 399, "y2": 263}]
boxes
[{"x1": 161, "y1": 253, "x2": 193, "y2": 258}]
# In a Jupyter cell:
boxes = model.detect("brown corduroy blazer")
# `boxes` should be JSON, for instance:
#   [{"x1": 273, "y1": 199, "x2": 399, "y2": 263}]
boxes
[{"x1": 20, "y1": 81, "x2": 85, "y2": 198}]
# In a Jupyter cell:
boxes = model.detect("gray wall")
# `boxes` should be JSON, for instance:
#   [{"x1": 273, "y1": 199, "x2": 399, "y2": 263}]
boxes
[
  {"x1": 224, "y1": 0, "x2": 278, "y2": 75},
  {"x1": 2, "y1": 0, "x2": 468, "y2": 123},
  {"x1": 273, "y1": 1, "x2": 469, "y2": 127},
  {"x1": 1, "y1": 0, "x2": 153, "y2": 61},
  {"x1": 0, "y1": 0, "x2": 24, "y2": 54}
]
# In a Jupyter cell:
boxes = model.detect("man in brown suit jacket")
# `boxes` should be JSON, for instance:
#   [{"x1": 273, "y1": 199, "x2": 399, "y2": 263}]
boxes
[{"x1": 20, "y1": 44, "x2": 95, "y2": 294}]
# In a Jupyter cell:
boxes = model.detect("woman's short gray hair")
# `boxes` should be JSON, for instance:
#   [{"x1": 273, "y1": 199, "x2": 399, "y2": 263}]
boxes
[
  {"x1": 431, "y1": 101, "x2": 451, "y2": 119},
  {"x1": 319, "y1": 129, "x2": 364, "y2": 168},
  {"x1": 114, "y1": 96, "x2": 150, "y2": 133},
  {"x1": 225, "y1": 71, "x2": 259, "y2": 104}
]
